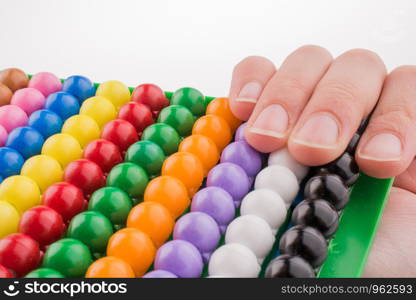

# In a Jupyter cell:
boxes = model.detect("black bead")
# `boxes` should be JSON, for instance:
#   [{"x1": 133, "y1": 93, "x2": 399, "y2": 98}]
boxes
[
  {"x1": 265, "y1": 255, "x2": 315, "y2": 278},
  {"x1": 317, "y1": 152, "x2": 359, "y2": 186},
  {"x1": 279, "y1": 225, "x2": 328, "y2": 268},
  {"x1": 304, "y1": 174, "x2": 349, "y2": 210},
  {"x1": 292, "y1": 199, "x2": 339, "y2": 237},
  {"x1": 346, "y1": 133, "x2": 360, "y2": 154}
]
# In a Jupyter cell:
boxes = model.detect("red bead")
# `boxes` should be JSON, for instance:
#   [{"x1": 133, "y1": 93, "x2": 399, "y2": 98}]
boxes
[
  {"x1": 0, "y1": 233, "x2": 41, "y2": 277},
  {"x1": 131, "y1": 83, "x2": 169, "y2": 114},
  {"x1": 83, "y1": 139, "x2": 122, "y2": 173},
  {"x1": 19, "y1": 205, "x2": 65, "y2": 247},
  {"x1": 42, "y1": 182, "x2": 85, "y2": 222},
  {"x1": 118, "y1": 102, "x2": 154, "y2": 134},
  {"x1": 0, "y1": 264, "x2": 13, "y2": 278},
  {"x1": 101, "y1": 119, "x2": 139, "y2": 152},
  {"x1": 64, "y1": 159, "x2": 105, "y2": 197}
]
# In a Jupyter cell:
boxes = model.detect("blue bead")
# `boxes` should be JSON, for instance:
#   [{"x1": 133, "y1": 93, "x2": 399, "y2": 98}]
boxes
[
  {"x1": 45, "y1": 92, "x2": 80, "y2": 120},
  {"x1": 28, "y1": 109, "x2": 63, "y2": 139},
  {"x1": 62, "y1": 75, "x2": 95, "y2": 103},
  {"x1": 6, "y1": 126, "x2": 45, "y2": 159},
  {"x1": 0, "y1": 147, "x2": 24, "y2": 178}
]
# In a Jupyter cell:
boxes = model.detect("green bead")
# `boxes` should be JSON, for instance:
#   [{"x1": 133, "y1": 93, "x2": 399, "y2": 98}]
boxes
[
  {"x1": 107, "y1": 162, "x2": 149, "y2": 199},
  {"x1": 42, "y1": 238, "x2": 93, "y2": 278},
  {"x1": 141, "y1": 123, "x2": 180, "y2": 155},
  {"x1": 89, "y1": 187, "x2": 133, "y2": 225},
  {"x1": 67, "y1": 211, "x2": 114, "y2": 253},
  {"x1": 170, "y1": 87, "x2": 205, "y2": 116},
  {"x1": 157, "y1": 105, "x2": 195, "y2": 136},
  {"x1": 125, "y1": 141, "x2": 165, "y2": 176},
  {"x1": 25, "y1": 268, "x2": 65, "y2": 278}
]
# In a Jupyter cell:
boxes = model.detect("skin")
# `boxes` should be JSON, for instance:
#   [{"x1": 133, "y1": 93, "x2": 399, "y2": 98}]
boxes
[{"x1": 229, "y1": 46, "x2": 416, "y2": 277}]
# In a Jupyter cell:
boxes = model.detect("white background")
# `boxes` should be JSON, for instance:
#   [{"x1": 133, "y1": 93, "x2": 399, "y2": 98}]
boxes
[{"x1": 0, "y1": 0, "x2": 415, "y2": 96}]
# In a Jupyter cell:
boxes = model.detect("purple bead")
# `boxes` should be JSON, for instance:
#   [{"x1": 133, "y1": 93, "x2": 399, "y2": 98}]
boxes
[
  {"x1": 221, "y1": 141, "x2": 262, "y2": 177},
  {"x1": 191, "y1": 187, "x2": 236, "y2": 234},
  {"x1": 154, "y1": 240, "x2": 203, "y2": 278},
  {"x1": 142, "y1": 270, "x2": 178, "y2": 278},
  {"x1": 207, "y1": 162, "x2": 250, "y2": 208},
  {"x1": 174, "y1": 212, "x2": 221, "y2": 263},
  {"x1": 235, "y1": 123, "x2": 247, "y2": 141}
]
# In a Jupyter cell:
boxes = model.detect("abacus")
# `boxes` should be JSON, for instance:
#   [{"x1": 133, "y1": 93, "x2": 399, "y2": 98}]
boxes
[{"x1": 0, "y1": 68, "x2": 393, "y2": 278}]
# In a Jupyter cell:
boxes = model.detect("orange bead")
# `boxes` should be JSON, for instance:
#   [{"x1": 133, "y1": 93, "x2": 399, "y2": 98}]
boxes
[
  {"x1": 85, "y1": 256, "x2": 135, "y2": 278},
  {"x1": 192, "y1": 115, "x2": 232, "y2": 151},
  {"x1": 127, "y1": 202, "x2": 174, "y2": 248},
  {"x1": 161, "y1": 152, "x2": 204, "y2": 197},
  {"x1": 206, "y1": 97, "x2": 241, "y2": 131},
  {"x1": 107, "y1": 228, "x2": 156, "y2": 277},
  {"x1": 144, "y1": 176, "x2": 190, "y2": 219},
  {"x1": 179, "y1": 134, "x2": 219, "y2": 176}
]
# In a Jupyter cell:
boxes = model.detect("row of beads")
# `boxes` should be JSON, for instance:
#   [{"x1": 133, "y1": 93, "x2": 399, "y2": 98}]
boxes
[
  {"x1": 0, "y1": 74, "x2": 102, "y2": 238},
  {"x1": 0, "y1": 72, "x2": 91, "y2": 182},
  {"x1": 23, "y1": 88, "x2": 220, "y2": 278},
  {"x1": 142, "y1": 122, "x2": 260, "y2": 278},
  {"x1": 0, "y1": 80, "x2": 165, "y2": 277},
  {"x1": 85, "y1": 97, "x2": 240, "y2": 278},
  {"x1": 206, "y1": 146, "x2": 308, "y2": 277},
  {"x1": 265, "y1": 125, "x2": 363, "y2": 278}
]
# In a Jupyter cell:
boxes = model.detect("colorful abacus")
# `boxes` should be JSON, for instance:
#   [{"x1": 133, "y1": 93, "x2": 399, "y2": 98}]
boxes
[{"x1": 0, "y1": 68, "x2": 394, "y2": 279}]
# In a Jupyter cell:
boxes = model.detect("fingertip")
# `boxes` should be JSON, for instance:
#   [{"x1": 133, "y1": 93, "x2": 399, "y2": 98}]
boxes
[
  {"x1": 228, "y1": 56, "x2": 276, "y2": 121},
  {"x1": 229, "y1": 98, "x2": 256, "y2": 121},
  {"x1": 287, "y1": 140, "x2": 342, "y2": 166},
  {"x1": 244, "y1": 127, "x2": 286, "y2": 153},
  {"x1": 356, "y1": 155, "x2": 408, "y2": 179}
]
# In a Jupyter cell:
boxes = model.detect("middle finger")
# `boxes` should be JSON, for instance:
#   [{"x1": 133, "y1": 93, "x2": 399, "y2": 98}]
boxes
[{"x1": 289, "y1": 49, "x2": 387, "y2": 165}]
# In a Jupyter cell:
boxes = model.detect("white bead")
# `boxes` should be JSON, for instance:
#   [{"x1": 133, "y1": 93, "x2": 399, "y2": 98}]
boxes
[
  {"x1": 268, "y1": 148, "x2": 309, "y2": 181},
  {"x1": 254, "y1": 165, "x2": 299, "y2": 204},
  {"x1": 240, "y1": 189, "x2": 287, "y2": 234},
  {"x1": 225, "y1": 215, "x2": 275, "y2": 263},
  {"x1": 208, "y1": 244, "x2": 260, "y2": 278}
]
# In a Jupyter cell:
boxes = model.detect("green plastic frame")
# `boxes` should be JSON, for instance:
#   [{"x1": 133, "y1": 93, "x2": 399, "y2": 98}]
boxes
[{"x1": 317, "y1": 174, "x2": 393, "y2": 277}]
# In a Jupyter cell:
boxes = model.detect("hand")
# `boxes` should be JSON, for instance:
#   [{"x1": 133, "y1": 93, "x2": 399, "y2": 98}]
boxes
[{"x1": 228, "y1": 46, "x2": 416, "y2": 277}]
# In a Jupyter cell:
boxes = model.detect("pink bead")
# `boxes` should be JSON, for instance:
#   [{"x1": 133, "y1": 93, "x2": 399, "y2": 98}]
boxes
[
  {"x1": 28, "y1": 72, "x2": 62, "y2": 97},
  {"x1": 0, "y1": 105, "x2": 28, "y2": 133},
  {"x1": 0, "y1": 125, "x2": 7, "y2": 146},
  {"x1": 10, "y1": 88, "x2": 46, "y2": 116}
]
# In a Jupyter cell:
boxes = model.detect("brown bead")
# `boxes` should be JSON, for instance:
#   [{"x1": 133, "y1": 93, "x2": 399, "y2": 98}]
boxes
[
  {"x1": 0, "y1": 83, "x2": 13, "y2": 106},
  {"x1": 0, "y1": 68, "x2": 29, "y2": 92}
]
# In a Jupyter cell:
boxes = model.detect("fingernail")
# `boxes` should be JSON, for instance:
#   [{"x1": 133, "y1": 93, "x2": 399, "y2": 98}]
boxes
[
  {"x1": 358, "y1": 133, "x2": 402, "y2": 161},
  {"x1": 249, "y1": 104, "x2": 288, "y2": 138},
  {"x1": 235, "y1": 82, "x2": 262, "y2": 103},
  {"x1": 293, "y1": 113, "x2": 339, "y2": 148}
]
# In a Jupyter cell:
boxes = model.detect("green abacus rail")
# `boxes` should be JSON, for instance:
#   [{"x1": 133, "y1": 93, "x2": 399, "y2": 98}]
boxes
[{"x1": 317, "y1": 173, "x2": 393, "y2": 277}]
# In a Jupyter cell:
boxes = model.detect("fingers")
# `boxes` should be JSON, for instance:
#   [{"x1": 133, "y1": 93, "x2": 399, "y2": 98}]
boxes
[
  {"x1": 288, "y1": 49, "x2": 386, "y2": 165},
  {"x1": 364, "y1": 187, "x2": 416, "y2": 277},
  {"x1": 229, "y1": 56, "x2": 276, "y2": 121},
  {"x1": 244, "y1": 45, "x2": 333, "y2": 152},
  {"x1": 356, "y1": 66, "x2": 416, "y2": 178}
]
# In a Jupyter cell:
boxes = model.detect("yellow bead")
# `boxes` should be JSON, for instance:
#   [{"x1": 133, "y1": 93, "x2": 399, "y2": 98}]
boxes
[
  {"x1": 96, "y1": 80, "x2": 131, "y2": 111},
  {"x1": 62, "y1": 115, "x2": 100, "y2": 148},
  {"x1": 42, "y1": 134, "x2": 83, "y2": 168},
  {"x1": 0, "y1": 176, "x2": 41, "y2": 214},
  {"x1": 21, "y1": 155, "x2": 64, "y2": 193},
  {"x1": 0, "y1": 201, "x2": 20, "y2": 238},
  {"x1": 80, "y1": 96, "x2": 117, "y2": 128}
]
